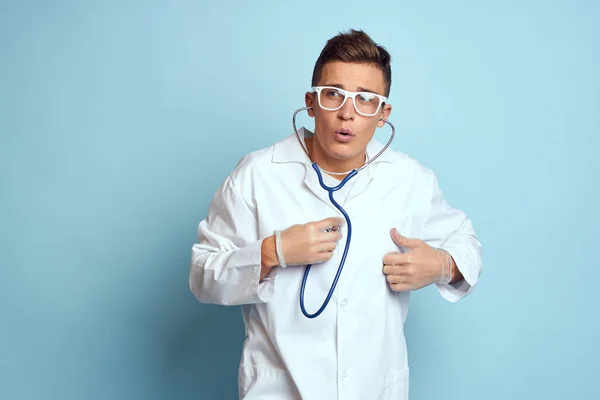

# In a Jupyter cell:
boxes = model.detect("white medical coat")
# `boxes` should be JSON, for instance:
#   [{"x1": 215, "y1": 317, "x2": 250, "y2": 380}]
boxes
[{"x1": 190, "y1": 128, "x2": 482, "y2": 399}]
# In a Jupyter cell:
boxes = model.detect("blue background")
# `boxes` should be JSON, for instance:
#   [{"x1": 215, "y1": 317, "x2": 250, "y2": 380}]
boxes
[{"x1": 1, "y1": 0, "x2": 598, "y2": 399}]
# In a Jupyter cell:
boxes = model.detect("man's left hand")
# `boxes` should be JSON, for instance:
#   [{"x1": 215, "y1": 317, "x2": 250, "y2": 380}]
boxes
[{"x1": 382, "y1": 228, "x2": 456, "y2": 292}]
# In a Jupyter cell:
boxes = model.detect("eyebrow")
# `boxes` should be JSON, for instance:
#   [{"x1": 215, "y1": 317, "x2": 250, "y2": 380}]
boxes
[{"x1": 323, "y1": 83, "x2": 381, "y2": 95}]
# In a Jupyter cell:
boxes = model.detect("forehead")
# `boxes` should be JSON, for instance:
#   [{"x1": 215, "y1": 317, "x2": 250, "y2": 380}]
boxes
[{"x1": 317, "y1": 61, "x2": 386, "y2": 94}]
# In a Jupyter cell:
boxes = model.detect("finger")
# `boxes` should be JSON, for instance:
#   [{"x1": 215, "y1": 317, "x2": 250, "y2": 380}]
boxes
[
  {"x1": 382, "y1": 252, "x2": 410, "y2": 266},
  {"x1": 313, "y1": 250, "x2": 334, "y2": 263},
  {"x1": 316, "y1": 217, "x2": 345, "y2": 230},
  {"x1": 327, "y1": 230, "x2": 344, "y2": 241},
  {"x1": 382, "y1": 264, "x2": 409, "y2": 276},
  {"x1": 386, "y1": 273, "x2": 408, "y2": 285},
  {"x1": 317, "y1": 241, "x2": 337, "y2": 253},
  {"x1": 315, "y1": 230, "x2": 343, "y2": 243},
  {"x1": 390, "y1": 282, "x2": 411, "y2": 292},
  {"x1": 390, "y1": 228, "x2": 422, "y2": 249}
]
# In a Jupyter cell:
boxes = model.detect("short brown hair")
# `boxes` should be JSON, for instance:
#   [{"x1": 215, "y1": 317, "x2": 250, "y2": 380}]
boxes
[{"x1": 311, "y1": 29, "x2": 392, "y2": 97}]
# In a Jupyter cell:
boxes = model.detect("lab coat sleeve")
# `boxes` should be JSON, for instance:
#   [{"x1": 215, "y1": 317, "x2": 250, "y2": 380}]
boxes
[
  {"x1": 189, "y1": 174, "x2": 277, "y2": 306},
  {"x1": 420, "y1": 171, "x2": 482, "y2": 302}
]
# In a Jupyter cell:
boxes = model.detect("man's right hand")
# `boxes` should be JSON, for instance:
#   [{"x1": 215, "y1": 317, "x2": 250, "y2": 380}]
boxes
[{"x1": 260, "y1": 217, "x2": 344, "y2": 280}]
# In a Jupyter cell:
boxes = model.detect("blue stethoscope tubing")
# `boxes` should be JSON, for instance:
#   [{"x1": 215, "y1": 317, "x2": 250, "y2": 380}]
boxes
[
  {"x1": 292, "y1": 106, "x2": 396, "y2": 319},
  {"x1": 299, "y1": 165, "x2": 358, "y2": 318}
]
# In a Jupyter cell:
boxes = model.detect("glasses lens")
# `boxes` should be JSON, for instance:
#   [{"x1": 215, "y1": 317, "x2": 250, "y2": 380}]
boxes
[
  {"x1": 318, "y1": 87, "x2": 346, "y2": 110},
  {"x1": 354, "y1": 92, "x2": 381, "y2": 116}
]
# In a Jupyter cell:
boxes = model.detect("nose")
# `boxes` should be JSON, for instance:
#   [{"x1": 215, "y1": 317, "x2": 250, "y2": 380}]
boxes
[{"x1": 337, "y1": 96, "x2": 356, "y2": 121}]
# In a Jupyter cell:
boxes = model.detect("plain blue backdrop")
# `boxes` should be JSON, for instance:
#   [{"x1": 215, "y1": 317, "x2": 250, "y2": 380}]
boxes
[{"x1": 1, "y1": 0, "x2": 598, "y2": 399}]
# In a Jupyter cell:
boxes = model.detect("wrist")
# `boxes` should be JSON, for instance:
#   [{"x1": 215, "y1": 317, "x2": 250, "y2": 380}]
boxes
[
  {"x1": 260, "y1": 235, "x2": 278, "y2": 277},
  {"x1": 450, "y1": 260, "x2": 463, "y2": 284},
  {"x1": 435, "y1": 249, "x2": 453, "y2": 284},
  {"x1": 441, "y1": 249, "x2": 463, "y2": 284}
]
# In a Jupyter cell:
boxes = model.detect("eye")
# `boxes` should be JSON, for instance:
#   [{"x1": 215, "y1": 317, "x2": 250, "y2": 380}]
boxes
[
  {"x1": 326, "y1": 89, "x2": 343, "y2": 97},
  {"x1": 358, "y1": 93, "x2": 376, "y2": 102}
]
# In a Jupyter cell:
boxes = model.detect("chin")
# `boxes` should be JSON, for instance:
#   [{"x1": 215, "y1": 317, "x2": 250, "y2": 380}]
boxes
[{"x1": 326, "y1": 146, "x2": 360, "y2": 161}]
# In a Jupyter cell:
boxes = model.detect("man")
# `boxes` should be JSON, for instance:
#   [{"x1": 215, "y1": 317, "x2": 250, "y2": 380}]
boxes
[{"x1": 190, "y1": 29, "x2": 482, "y2": 399}]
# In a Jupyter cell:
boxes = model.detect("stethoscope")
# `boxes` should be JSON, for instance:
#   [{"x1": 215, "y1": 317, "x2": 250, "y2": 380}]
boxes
[{"x1": 292, "y1": 106, "x2": 396, "y2": 318}]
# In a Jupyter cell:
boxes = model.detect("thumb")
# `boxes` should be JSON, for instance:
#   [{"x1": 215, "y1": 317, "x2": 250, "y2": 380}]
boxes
[{"x1": 391, "y1": 228, "x2": 421, "y2": 249}]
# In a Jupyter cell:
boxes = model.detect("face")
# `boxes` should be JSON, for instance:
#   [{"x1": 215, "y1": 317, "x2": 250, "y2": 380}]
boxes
[{"x1": 305, "y1": 61, "x2": 392, "y2": 171}]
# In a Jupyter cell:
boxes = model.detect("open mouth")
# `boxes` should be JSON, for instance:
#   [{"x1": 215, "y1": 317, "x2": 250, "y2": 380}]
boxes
[
  {"x1": 335, "y1": 128, "x2": 354, "y2": 137},
  {"x1": 334, "y1": 129, "x2": 355, "y2": 142}
]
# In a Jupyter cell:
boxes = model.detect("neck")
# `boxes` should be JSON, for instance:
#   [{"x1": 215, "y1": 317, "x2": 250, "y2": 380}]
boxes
[{"x1": 305, "y1": 136, "x2": 366, "y2": 180}]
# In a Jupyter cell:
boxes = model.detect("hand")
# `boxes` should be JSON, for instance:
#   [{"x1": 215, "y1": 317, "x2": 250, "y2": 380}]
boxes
[
  {"x1": 382, "y1": 228, "x2": 454, "y2": 292},
  {"x1": 275, "y1": 217, "x2": 344, "y2": 266},
  {"x1": 260, "y1": 217, "x2": 344, "y2": 281}
]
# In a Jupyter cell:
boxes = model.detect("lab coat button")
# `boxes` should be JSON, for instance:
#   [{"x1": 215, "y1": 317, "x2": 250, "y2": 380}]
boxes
[
  {"x1": 340, "y1": 299, "x2": 348, "y2": 307},
  {"x1": 339, "y1": 373, "x2": 348, "y2": 381}
]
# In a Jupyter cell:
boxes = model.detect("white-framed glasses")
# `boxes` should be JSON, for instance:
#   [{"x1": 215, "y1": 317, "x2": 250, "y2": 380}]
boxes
[{"x1": 311, "y1": 86, "x2": 387, "y2": 117}]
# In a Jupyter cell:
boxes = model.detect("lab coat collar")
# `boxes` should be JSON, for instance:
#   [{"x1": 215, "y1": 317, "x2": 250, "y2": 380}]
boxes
[
  {"x1": 272, "y1": 127, "x2": 397, "y2": 219},
  {"x1": 271, "y1": 127, "x2": 397, "y2": 166}
]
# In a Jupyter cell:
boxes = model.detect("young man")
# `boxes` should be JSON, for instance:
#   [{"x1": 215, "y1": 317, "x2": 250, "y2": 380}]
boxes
[{"x1": 190, "y1": 30, "x2": 482, "y2": 399}]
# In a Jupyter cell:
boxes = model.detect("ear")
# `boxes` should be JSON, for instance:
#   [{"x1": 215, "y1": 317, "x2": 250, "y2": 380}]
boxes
[
  {"x1": 377, "y1": 103, "x2": 393, "y2": 128},
  {"x1": 305, "y1": 92, "x2": 316, "y2": 117}
]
